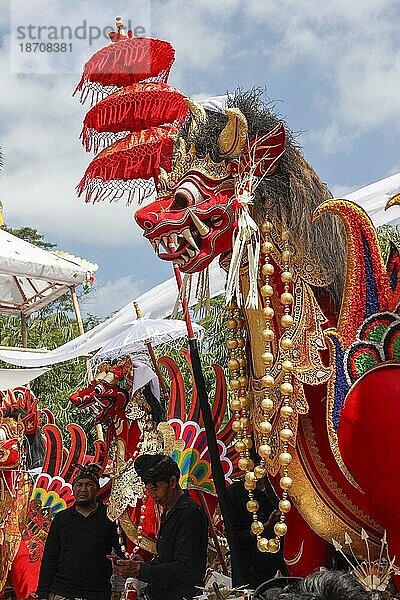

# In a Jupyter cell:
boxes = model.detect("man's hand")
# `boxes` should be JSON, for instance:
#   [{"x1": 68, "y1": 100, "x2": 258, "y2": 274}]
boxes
[{"x1": 113, "y1": 556, "x2": 143, "y2": 578}]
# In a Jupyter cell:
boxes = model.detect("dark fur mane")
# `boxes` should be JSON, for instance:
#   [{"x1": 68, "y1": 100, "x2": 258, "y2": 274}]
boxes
[{"x1": 180, "y1": 88, "x2": 346, "y2": 312}]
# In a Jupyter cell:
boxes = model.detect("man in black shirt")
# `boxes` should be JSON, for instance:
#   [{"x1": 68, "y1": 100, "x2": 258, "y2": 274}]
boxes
[
  {"x1": 37, "y1": 463, "x2": 120, "y2": 600},
  {"x1": 113, "y1": 454, "x2": 208, "y2": 600}
]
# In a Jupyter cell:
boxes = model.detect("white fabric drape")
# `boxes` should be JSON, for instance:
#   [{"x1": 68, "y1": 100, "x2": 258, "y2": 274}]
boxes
[{"x1": 0, "y1": 367, "x2": 49, "y2": 389}]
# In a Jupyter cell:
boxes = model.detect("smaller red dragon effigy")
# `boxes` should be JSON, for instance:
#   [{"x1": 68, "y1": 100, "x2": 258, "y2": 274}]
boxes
[{"x1": 69, "y1": 352, "x2": 238, "y2": 559}]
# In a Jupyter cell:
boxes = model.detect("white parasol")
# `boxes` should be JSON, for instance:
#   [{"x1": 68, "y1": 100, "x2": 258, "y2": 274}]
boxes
[{"x1": 91, "y1": 312, "x2": 204, "y2": 366}]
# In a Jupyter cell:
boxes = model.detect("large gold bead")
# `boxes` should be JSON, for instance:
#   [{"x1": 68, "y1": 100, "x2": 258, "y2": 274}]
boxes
[
  {"x1": 280, "y1": 382, "x2": 293, "y2": 396},
  {"x1": 267, "y1": 538, "x2": 280, "y2": 553},
  {"x1": 258, "y1": 444, "x2": 272, "y2": 458},
  {"x1": 226, "y1": 338, "x2": 238, "y2": 350},
  {"x1": 279, "y1": 499, "x2": 292, "y2": 513},
  {"x1": 254, "y1": 465, "x2": 267, "y2": 479},
  {"x1": 244, "y1": 480, "x2": 257, "y2": 491},
  {"x1": 257, "y1": 537, "x2": 269, "y2": 552},
  {"x1": 246, "y1": 499, "x2": 259, "y2": 513},
  {"x1": 228, "y1": 358, "x2": 240, "y2": 371},
  {"x1": 251, "y1": 521, "x2": 264, "y2": 535},
  {"x1": 282, "y1": 359, "x2": 294, "y2": 372},
  {"x1": 232, "y1": 420, "x2": 242, "y2": 433},
  {"x1": 280, "y1": 428, "x2": 294, "y2": 442},
  {"x1": 280, "y1": 476, "x2": 293, "y2": 490},
  {"x1": 236, "y1": 318, "x2": 244, "y2": 328},
  {"x1": 262, "y1": 374, "x2": 275, "y2": 388},
  {"x1": 262, "y1": 263, "x2": 275, "y2": 276},
  {"x1": 262, "y1": 351, "x2": 274, "y2": 365},
  {"x1": 230, "y1": 398, "x2": 242, "y2": 411},
  {"x1": 281, "y1": 270, "x2": 293, "y2": 283},
  {"x1": 245, "y1": 471, "x2": 257, "y2": 484},
  {"x1": 237, "y1": 337, "x2": 245, "y2": 349},
  {"x1": 238, "y1": 356, "x2": 247, "y2": 368},
  {"x1": 235, "y1": 440, "x2": 246, "y2": 453},
  {"x1": 262, "y1": 241, "x2": 273, "y2": 254},
  {"x1": 261, "y1": 285, "x2": 274, "y2": 298},
  {"x1": 230, "y1": 379, "x2": 240, "y2": 391},
  {"x1": 259, "y1": 421, "x2": 272, "y2": 435},
  {"x1": 226, "y1": 318, "x2": 238, "y2": 330},
  {"x1": 282, "y1": 250, "x2": 291, "y2": 262},
  {"x1": 278, "y1": 452, "x2": 293, "y2": 466},
  {"x1": 281, "y1": 292, "x2": 294, "y2": 305},
  {"x1": 242, "y1": 437, "x2": 253, "y2": 449},
  {"x1": 262, "y1": 328, "x2": 275, "y2": 342},
  {"x1": 261, "y1": 397, "x2": 274, "y2": 411},
  {"x1": 280, "y1": 405, "x2": 293, "y2": 419},
  {"x1": 280, "y1": 314, "x2": 294, "y2": 329},
  {"x1": 262, "y1": 306, "x2": 274, "y2": 320},
  {"x1": 280, "y1": 337, "x2": 293, "y2": 350},
  {"x1": 261, "y1": 221, "x2": 273, "y2": 233},
  {"x1": 274, "y1": 522, "x2": 287, "y2": 537},
  {"x1": 238, "y1": 457, "x2": 252, "y2": 471}
]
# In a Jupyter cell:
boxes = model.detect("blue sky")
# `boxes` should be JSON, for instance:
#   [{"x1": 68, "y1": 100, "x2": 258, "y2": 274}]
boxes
[{"x1": 1, "y1": 0, "x2": 400, "y2": 317}]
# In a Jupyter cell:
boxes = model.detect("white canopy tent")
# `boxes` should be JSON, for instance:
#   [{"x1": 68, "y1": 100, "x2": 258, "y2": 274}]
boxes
[
  {"x1": 0, "y1": 228, "x2": 98, "y2": 317},
  {"x1": 0, "y1": 171, "x2": 399, "y2": 368}
]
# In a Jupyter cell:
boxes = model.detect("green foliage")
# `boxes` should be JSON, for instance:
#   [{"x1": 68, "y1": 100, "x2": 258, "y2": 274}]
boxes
[
  {"x1": 377, "y1": 224, "x2": 400, "y2": 263},
  {"x1": 2, "y1": 224, "x2": 57, "y2": 250}
]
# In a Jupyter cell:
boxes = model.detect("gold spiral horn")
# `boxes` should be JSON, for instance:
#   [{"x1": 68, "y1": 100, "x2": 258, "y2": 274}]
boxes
[
  {"x1": 184, "y1": 97, "x2": 207, "y2": 139},
  {"x1": 218, "y1": 108, "x2": 248, "y2": 157},
  {"x1": 385, "y1": 192, "x2": 400, "y2": 210}
]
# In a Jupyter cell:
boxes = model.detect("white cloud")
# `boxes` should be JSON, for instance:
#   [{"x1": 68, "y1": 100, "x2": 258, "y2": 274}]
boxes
[
  {"x1": 81, "y1": 275, "x2": 145, "y2": 318},
  {"x1": 244, "y1": 0, "x2": 400, "y2": 148}
]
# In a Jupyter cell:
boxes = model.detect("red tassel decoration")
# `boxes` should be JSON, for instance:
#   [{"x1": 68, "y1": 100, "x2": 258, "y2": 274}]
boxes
[{"x1": 77, "y1": 126, "x2": 177, "y2": 204}]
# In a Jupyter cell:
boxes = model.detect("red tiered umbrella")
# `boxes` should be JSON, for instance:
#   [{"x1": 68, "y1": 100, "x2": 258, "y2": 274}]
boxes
[
  {"x1": 77, "y1": 125, "x2": 178, "y2": 204},
  {"x1": 81, "y1": 82, "x2": 188, "y2": 152},
  {"x1": 74, "y1": 37, "x2": 175, "y2": 105}
]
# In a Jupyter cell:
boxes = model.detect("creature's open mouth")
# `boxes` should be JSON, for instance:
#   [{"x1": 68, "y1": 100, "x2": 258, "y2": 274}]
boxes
[
  {"x1": 148, "y1": 212, "x2": 224, "y2": 267},
  {"x1": 75, "y1": 397, "x2": 108, "y2": 424}
]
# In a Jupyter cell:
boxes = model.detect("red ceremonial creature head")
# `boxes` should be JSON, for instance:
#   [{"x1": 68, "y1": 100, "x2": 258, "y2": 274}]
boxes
[
  {"x1": 70, "y1": 359, "x2": 131, "y2": 424},
  {"x1": 0, "y1": 386, "x2": 40, "y2": 436},
  {"x1": 135, "y1": 97, "x2": 286, "y2": 273}
]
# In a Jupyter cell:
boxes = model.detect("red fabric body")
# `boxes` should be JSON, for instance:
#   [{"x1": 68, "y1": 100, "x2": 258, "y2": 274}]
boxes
[
  {"x1": 338, "y1": 364, "x2": 400, "y2": 558},
  {"x1": 9, "y1": 540, "x2": 40, "y2": 600},
  {"x1": 284, "y1": 505, "x2": 333, "y2": 577}
]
